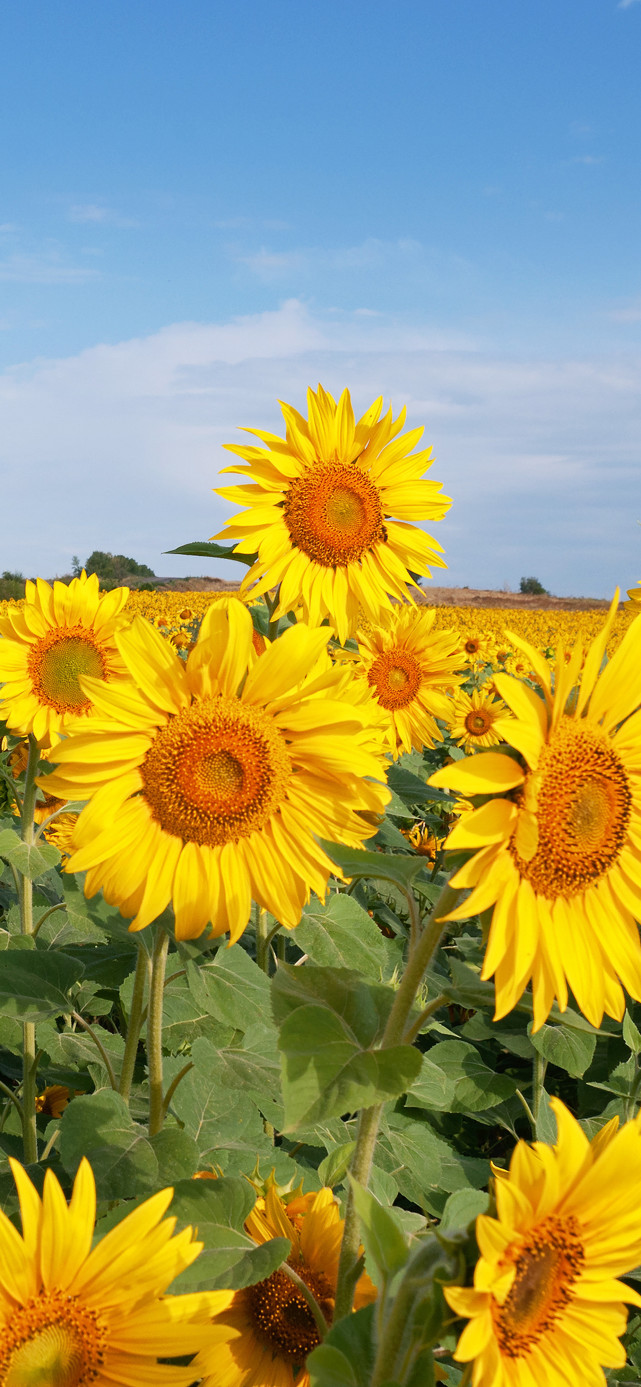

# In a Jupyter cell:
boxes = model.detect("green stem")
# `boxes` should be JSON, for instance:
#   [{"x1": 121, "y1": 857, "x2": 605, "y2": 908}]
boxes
[
  {"x1": 119, "y1": 942, "x2": 151, "y2": 1104},
  {"x1": 264, "y1": 587, "x2": 281, "y2": 642},
  {"x1": 280, "y1": 1263, "x2": 328, "y2": 1339},
  {"x1": 162, "y1": 1061, "x2": 194, "y2": 1116},
  {"x1": 148, "y1": 929, "x2": 169, "y2": 1136},
  {"x1": 20, "y1": 734, "x2": 40, "y2": 1164},
  {"x1": 333, "y1": 879, "x2": 459, "y2": 1323},
  {"x1": 0, "y1": 1078, "x2": 23, "y2": 1123},
  {"x1": 402, "y1": 992, "x2": 449, "y2": 1045},
  {"x1": 532, "y1": 1049, "x2": 548, "y2": 1127},
  {"x1": 255, "y1": 907, "x2": 272, "y2": 974},
  {"x1": 32, "y1": 902, "x2": 66, "y2": 938}
]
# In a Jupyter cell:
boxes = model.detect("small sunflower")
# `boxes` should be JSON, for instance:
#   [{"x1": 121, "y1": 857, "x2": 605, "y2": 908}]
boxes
[
  {"x1": 446, "y1": 1098, "x2": 641, "y2": 1387},
  {"x1": 34, "y1": 1084, "x2": 71, "y2": 1118},
  {"x1": 194, "y1": 1183, "x2": 376, "y2": 1387},
  {"x1": 0, "y1": 572, "x2": 130, "y2": 746},
  {"x1": 43, "y1": 602, "x2": 390, "y2": 940},
  {"x1": 401, "y1": 820, "x2": 446, "y2": 862},
  {"x1": 357, "y1": 605, "x2": 462, "y2": 756},
  {"x1": 0, "y1": 1156, "x2": 214, "y2": 1387},
  {"x1": 212, "y1": 384, "x2": 451, "y2": 642},
  {"x1": 448, "y1": 687, "x2": 512, "y2": 753},
  {"x1": 43, "y1": 811, "x2": 80, "y2": 861},
  {"x1": 459, "y1": 633, "x2": 495, "y2": 668},
  {"x1": 429, "y1": 598, "x2": 641, "y2": 1030}
]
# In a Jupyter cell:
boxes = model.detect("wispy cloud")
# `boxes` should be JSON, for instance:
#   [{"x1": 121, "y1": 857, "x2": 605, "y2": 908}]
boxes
[
  {"x1": 0, "y1": 300, "x2": 639, "y2": 597},
  {"x1": 570, "y1": 154, "x2": 604, "y2": 165},
  {"x1": 68, "y1": 204, "x2": 139, "y2": 228},
  {"x1": 618, "y1": 0, "x2": 641, "y2": 9},
  {"x1": 0, "y1": 252, "x2": 99, "y2": 284},
  {"x1": 609, "y1": 298, "x2": 641, "y2": 322}
]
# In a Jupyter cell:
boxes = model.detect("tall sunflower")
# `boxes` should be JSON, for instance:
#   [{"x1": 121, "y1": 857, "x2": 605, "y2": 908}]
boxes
[
  {"x1": 429, "y1": 598, "x2": 641, "y2": 1030},
  {"x1": 194, "y1": 1183, "x2": 376, "y2": 1387},
  {"x1": 446, "y1": 1097, "x2": 641, "y2": 1387},
  {"x1": 0, "y1": 1155, "x2": 215, "y2": 1387},
  {"x1": 357, "y1": 604, "x2": 462, "y2": 756},
  {"x1": 447, "y1": 686, "x2": 512, "y2": 753},
  {"x1": 43, "y1": 602, "x2": 390, "y2": 939},
  {"x1": 0, "y1": 572, "x2": 130, "y2": 746},
  {"x1": 212, "y1": 384, "x2": 451, "y2": 642}
]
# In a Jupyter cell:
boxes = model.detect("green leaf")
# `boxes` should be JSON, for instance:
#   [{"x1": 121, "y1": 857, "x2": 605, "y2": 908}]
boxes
[
  {"x1": 319, "y1": 841, "x2": 426, "y2": 892},
  {"x1": 149, "y1": 1127, "x2": 200, "y2": 1182},
  {"x1": 535, "y1": 1088, "x2": 558, "y2": 1143},
  {"x1": 530, "y1": 1022, "x2": 596, "y2": 1078},
  {"x1": 164, "y1": 540, "x2": 257, "y2": 566},
  {"x1": 0, "y1": 829, "x2": 61, "y2": 880},
  {"x1": 167, "y1": 1177, "x2": 290, "y2": 1291},
  {"x1": 406, "y1": 1053, "x2": 457, "y2": 1111},
  {"x1": 317, "y1": 1142, "x2": 356, "y2": 1188},
  {"x1": 418, "y1": 1041, "x2": 517, "y2": 1112},
  {"x1": 295, "y1": 895, "x2": 398, "y2": 975},
  {"x1": 377, "y1": 1112, "x2": 488, "y2": 1214},
  {"x1": 186, "y1": 942, "x2": 271, "y2": 1031},
  {"x1": 308, "y1": 1304, "x2": 377, "y2": 1387},
  {"x1": 439, "y1": 1189, "x2": 489, "y2": 1237},
  {"x1": 58, "y1": 1091, "x2": 158, "y2": 1198},
  {"x1": 170, "y1": 1042, "x2": 295, "y2": 1182},
  {"x1": 623, "y1": 1010, "x2": 641, "y2": 1055},
  {"x1": 349, "y1": 1177, "x2": 409, "y2": 1284},
  {"x1": 272, "y1": 964, "x2": 421, "y2": 1130},
  {"x1": 0, "y1": 949, "x2": 85, "y2": 1020}
]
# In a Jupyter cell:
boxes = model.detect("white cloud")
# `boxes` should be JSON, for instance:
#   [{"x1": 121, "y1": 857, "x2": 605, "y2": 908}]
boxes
[
  {"x1": 0, "y1": 299, "x2": 639, "y2": 597},
  {"x1": 0, "y1": 252, "x2": 99, "y2": 284},
  {"x1": 234, "y1": 236, "x2": 469, "y2": 286},
  {"x1": 68, "y1": 204, "x2": 140, "y2": 228},
  {"x1": 618, "y1": 0, "x2": 641, "y2": 9}
]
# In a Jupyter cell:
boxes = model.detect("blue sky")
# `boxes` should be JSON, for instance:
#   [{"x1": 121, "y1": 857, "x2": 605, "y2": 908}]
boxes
[{"x1": 1, "y1": 0, "x2": 640, "y2": 595}]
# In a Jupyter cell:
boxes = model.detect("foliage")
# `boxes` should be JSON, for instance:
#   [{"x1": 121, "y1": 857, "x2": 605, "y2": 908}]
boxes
[
  {"x1": 84, "y1": 548, "x2": 156, "y2": 582},
  {"x1": 519, "y1": 574, "x2": 548, "y2": 594}
]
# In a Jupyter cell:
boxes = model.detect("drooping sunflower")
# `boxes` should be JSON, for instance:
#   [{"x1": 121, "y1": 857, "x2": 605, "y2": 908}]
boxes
[
  {"x1": 0, "y1": 572, "x2": 130, "y2": 746},
  {"x1": 356, "y1": 604, "x2": 462, "y2": 756},
  {"x1": 446, "y1": 1097, "x2": 641, "y2": 1387},
  {"x1": 429, "y1": 598, "x2": 641, "y2": 1030},
  {"x1": 0, "y1": 1156, "x2": 215, "y2": 1387},
  {"x1": 43, "y1": 602, "x2": 390, "y2": 939},
  {"x1": 447, "y1": 686, "x2": 512, "y2": 753},
  {"x1": 212, "y1": 384, "x2": 451, "y2": 642},
  {"x1": 194, "y1": 1183, "x2": 376, "y2": 1387}
]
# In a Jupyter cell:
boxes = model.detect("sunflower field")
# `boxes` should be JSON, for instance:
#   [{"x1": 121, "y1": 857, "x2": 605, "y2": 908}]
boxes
[{"x1": 1, "y1": 384, "x2": 641, "y2": 1387}]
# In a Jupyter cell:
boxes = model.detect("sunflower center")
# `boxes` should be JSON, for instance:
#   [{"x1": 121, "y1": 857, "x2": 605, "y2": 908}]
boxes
[
  {"x1": 464, "y1": 639, "x2": 480, "y2": 656},
  {"x1": 0, "y1": 1290, "x2": 105, "y2": 1387},
  {"x1": 27, "y1": 627, "x2": 106, "y2": 714},
  {"x1": 464, "y1": 709, "x2": 493, "y2": 735},
  {"x1": 282, "y1": 462, "x2": 386, "y2": 567},
  {"x1": 510, "y1": 717, "x2": 632, "y2": 898},
  {"x1": 246, "y1": 1262, "x2": 334, "y2": 1363},
  {"x1": 367, "y1": 649, "x2": 422, "y2": 710},
  {"x1": 492, "y1": 1216, "x2": 584, "y2": 1358},
  {"x1": 140, "y1": 695, "x2": 291, "y2": 847}
]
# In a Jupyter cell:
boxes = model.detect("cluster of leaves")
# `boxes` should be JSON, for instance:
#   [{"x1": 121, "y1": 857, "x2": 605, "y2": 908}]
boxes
[{"x1": 76, "y1": 550, "x2": 156, "y2": 584}]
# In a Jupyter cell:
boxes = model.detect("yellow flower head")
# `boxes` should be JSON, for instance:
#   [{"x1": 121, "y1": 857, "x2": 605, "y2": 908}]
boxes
[
  {"x1": 0, "y1": 572, "x2": 130, "y2": 746},
  {"x1": 357, "y1": 605, "x2": 462, "y2": 756},
  {"x1": 448, "y1": 686, "x2": 513, "y2": 753},
  {"x1": 429, "y1": 596, "x2": 641, "y2": 1031},
  {"x1": 43, "y1": 602, "x2": 390, "y2": 940},
  {"x1": 194, "y1": 1183, "x2": 376, "y2": 1387},
  {"x1": 0, "y1": 1156, "x2": 214, "y2": 1387},
  {"x1": 212, "y1": 384, "x2": 451, "y2": 642},
  {"x1": 446, "y1": 1098, "x2": 641, "y2": 1387}
]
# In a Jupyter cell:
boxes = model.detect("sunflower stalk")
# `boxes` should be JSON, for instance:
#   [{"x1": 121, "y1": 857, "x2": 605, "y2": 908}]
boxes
[
  {"x1": 19, "y1": 734, "x2": 40, "y2": 1164},
  {"x1": 119, "y1": 941, "x2": 151, "y2": 1104},
  {"x1": 147, "y1": 928, "x2": 170, "y2": 1136},
  {"x1": 333, "y1": 878, "x2": 460, "y2": 1323}
]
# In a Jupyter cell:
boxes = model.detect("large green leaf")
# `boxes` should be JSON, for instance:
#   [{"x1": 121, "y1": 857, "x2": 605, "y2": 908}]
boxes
[
  {"x1": 295, "y1": 895, "x2": 399, "y2": 976},
  {"x1": 168, "y1": 1177, "x2": 290, "y2": 1291},
  {"x1": 530, "y1": 1022, "x2": 596, "y2": 1078},
  {"x1": 164, "y1": 541, "x2": 257, "y2": 566},
  {"x1": 186, "y1": 942, "x2": 271, "y2": 1031},
  {"x1": 0, "y1": 949, "x2": 85, "y2": 1020},
  {"x1": 377, "y1": 1112, "x2": 488, "y2": 1215},
  {"x1": 414, "y1": 1040, "x2": 517, "y2": 1113},
  {"x1": 320, "y1": 841, "x2": 426, "y2": 892},
  {"x1": 58, "y1": 1091, "x2": 158, "y2": 1198},
  {"x1": 272, "y1": 965, "x2": 421, "y2": 1130},
  {"x1": 0, "y1": 829, "x2": 61, "y2": 881},
  {"x1": 308, "y1": 1305, "x2": 377, "y2": 1387}
]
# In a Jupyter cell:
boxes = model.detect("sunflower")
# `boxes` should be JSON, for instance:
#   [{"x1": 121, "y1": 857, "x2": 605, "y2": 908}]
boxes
[
  {"x1": 34, "y1": 1084, "x2": 71, "y2": 1118},
  {"x1": 459, "y1": 633, "x2": 495, "y2": 668},
  {"x1": 0, "y1": 572, "x2": 130, "y2": 746},
  {"x1": 194, "y1": 1183, "x2": 376, "y2": 1387},
  {"x1": 42, "y1": 601, "x2": 390, "y2": 940},
  {"x1": 43, "y1": 811, "x2": 80, "y2": 861},
  {"x1": 401, "y1": 820, "x2": 446, "y2": 862},
  {"x1": 448, "y1": 687, "x2": 512, "y2": 753},
  {"x1": 356, "y1": 604, "x2": 462, "y2": 756},
  {"x1": 212, "y1": 384, "x2": 451, "y2": 642},
  {"x1": 0, "y1": 1155, "x2": 215, "y2": 1387},
  {"x1": 446, "y1": 1097, "x2": 641, "y2": 1387},
  {"x1": 428, "y1": 598, "x2": 641, "y2": 1030}
]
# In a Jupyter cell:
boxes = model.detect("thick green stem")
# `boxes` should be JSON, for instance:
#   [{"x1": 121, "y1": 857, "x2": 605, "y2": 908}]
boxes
[
  {"x1": 532, "y1": 1049, "x2": 548, "y2": 1127},
  {"x1": 20, "y1": 735, "x2": 40, "y2": 1164},
  {"x1": 333, "y1": 879, "x2": 459, "y2": 1322},
  {"x1": 255, "y1": 907, "x2": 272, "y2": 974},
  {"x1": 119, "y1": 943, "x2": 151, "y2": 1103},
  {"x1": 147, "y1": 929, "x2": 169, "y2": 1137}
]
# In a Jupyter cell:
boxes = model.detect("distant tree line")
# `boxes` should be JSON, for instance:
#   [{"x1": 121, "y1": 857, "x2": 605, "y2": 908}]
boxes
[{"x1": 73, "y1": 552, "x2": 156, "y2": 585}]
